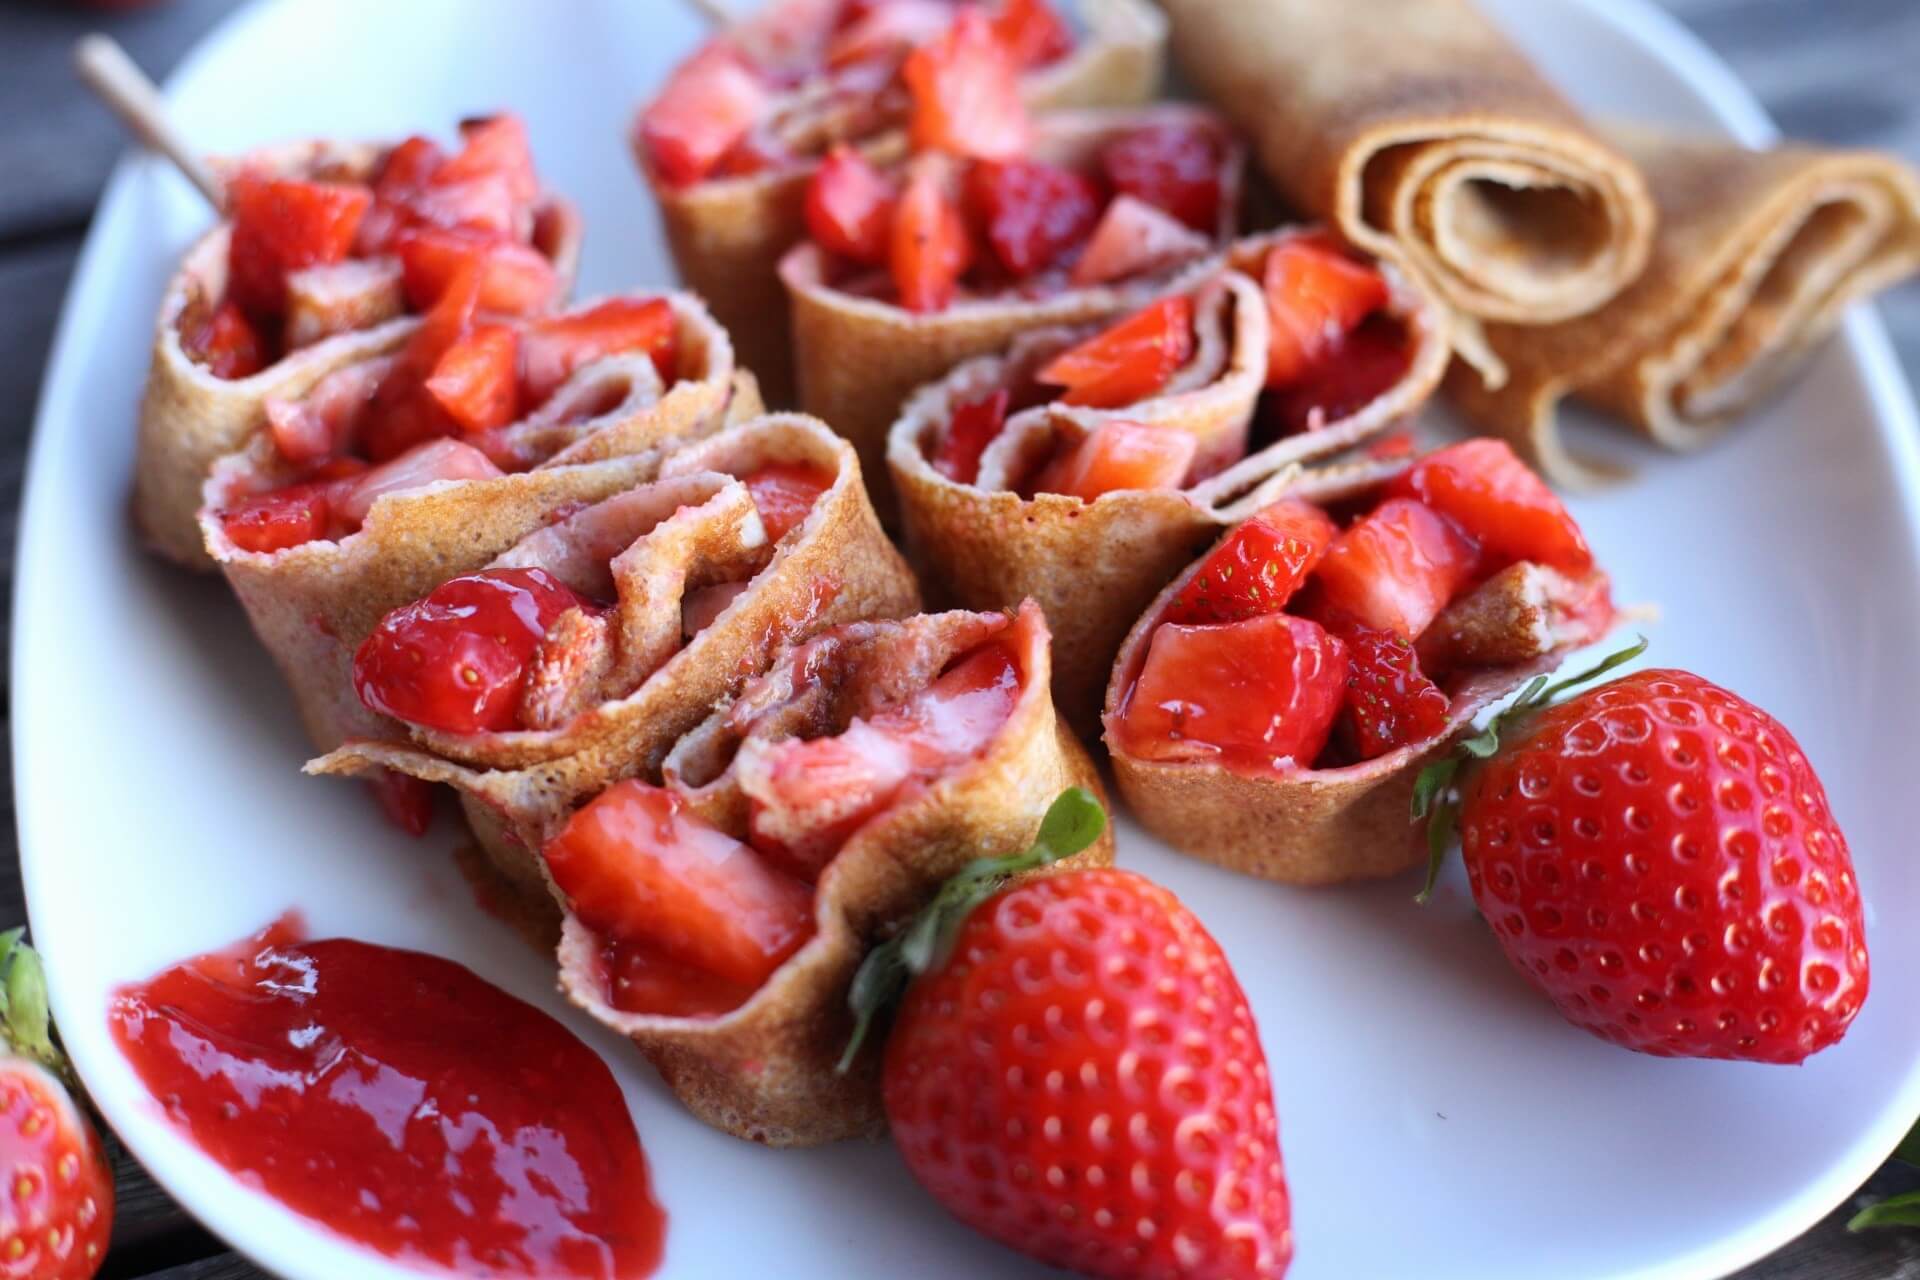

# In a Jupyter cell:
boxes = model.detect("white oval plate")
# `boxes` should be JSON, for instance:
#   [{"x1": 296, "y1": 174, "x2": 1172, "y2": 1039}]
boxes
[{"x1": 18, "y1": 1, "x2": 1920, "y2": 1277}]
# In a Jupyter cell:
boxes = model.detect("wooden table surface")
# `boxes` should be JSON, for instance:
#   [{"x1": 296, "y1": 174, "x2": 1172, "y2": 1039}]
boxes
[{"x1": 3, "y1": 1, "x2": 1917, "y2": 1277}]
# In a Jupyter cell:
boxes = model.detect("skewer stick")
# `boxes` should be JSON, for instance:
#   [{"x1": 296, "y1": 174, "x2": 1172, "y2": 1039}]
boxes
[
  {"x1": 72, "y1": 33, "x2": 224, "y2": 211},
  {"x1": 681, "y1": 0, "x2": 737, "y2": 29}
]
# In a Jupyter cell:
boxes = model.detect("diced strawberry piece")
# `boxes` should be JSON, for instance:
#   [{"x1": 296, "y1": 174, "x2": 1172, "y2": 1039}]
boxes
[
  {"x1": 1265, "y1": 316, "x2": 1412, "y2": 434},
  {"x1": 1311, "y1": 497, "x2": 1481, "y2": 640},
  {"x1": 903, "y1": 9, "x2": 1029, "y2": 161},
  {"x1": 966, "y1": 158, "x2": 1102, "y2": 279},
  {"x1": 992, "y1": 0, "x2": 1074, "y2": 67},
  {"x1": 264, "y1": 358, "x2": 391, "y2": 467},
  {"x1": 709, "y1": 130, "x2": 791, "y2": 179},
  {"x1": 395, "y1": 226, "x2": 558, "y2": 315},
  {"x1": 640, "y1": 46, "x2": 770, "y2": 186},
  {"x1": 226, "y1": 175, "x2": 372, "y2": 317},
  {"x1": 1163, "y1": 499, "x2": 1338, "y2": 625},
  {"x1": 824, "y1": 0, "x2": 952, "y2": 69},
  {"x1": 1262, "y1": 236, "x2": 1389, "y2": 389},
  {"x1": 545, "y1": 780, "x2": 816, "y2": 989},
  {"x1": 394, "y1": 172, "x2": 523, "y2": 239},
  {"x1": 518, "y1": 297, "x2": 678, "y2": 406},
  {"x1": 1100, "y1": 123, "x2": 1225, "y2": 233},
  {"x1": 744, "y1": 462, "x2": 834, "y2": 541},
  {"x1": 438, "y1": 114, "x2": 540, "y2": 203},
  {"x1": 180, "y1": 298, "x2": 269, "y2": 379},
  {"x1": 1068, "y1": 195, "x2": 1210, "y2": 288},
  {"x1": 1326, "y1": 616, "x2": 1452, "y2": 760},
  {"x1": 425, "y1": 323, "x2": 520, "y2": 434},
  {"x1": 284, "y1": 257, "x2": 406, "y2": 350},
  {"x1": 369, "y1": 769, "x2": 435, "y2": 837},
  {"x1": 1036, "y1": 295, "x2": 1196, "y2": 408},
  {"x1": 218, "y1": 483, "x2": 332, "y2": 554},
  {"x1": 932, "y1": 388, "x2": 1010, "y2": 484},
  {"x1": 1387, "y1": 438, "x2": 1593, "y2": 574},
  {"x1": 602, "y1": 938, "x2": 760, "y2": 1019},
  {"x1": 356, "y1": 266, "x2": 483, "y2": 462},
  {"x1": 1032, "y1": 420, "x2": 1198, "y2": 501},
  {"x1": 376, "y1": 136, "x2": 448, "y2": 194},
  {"x1": 806, "y1": 145, "x2": 896, "y2": 266},
  {"x1": 354, "y1": 566, "x2": 596, "y2": 734},
  {"x1": 890, "y1": 159, "x2": 973, "y2": 314},
  {"x1": 334, "y1": 438, "x2": 505, "y2": 527},
  {"x1": 1121, "y1": 613, "x2": 1349, "y2": 769}
]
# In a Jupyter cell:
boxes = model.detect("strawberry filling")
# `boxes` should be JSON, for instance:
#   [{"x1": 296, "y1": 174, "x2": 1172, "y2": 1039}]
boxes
[
  {"x1": 182, "y1": 114, "x2": 560, "y2": 380},
  {"x1": 1116, "y1": 439, "x2": 1611, "y2": 770},
  {"x1": 214, "y1": 292, "x2": 681, "y2": 554}
]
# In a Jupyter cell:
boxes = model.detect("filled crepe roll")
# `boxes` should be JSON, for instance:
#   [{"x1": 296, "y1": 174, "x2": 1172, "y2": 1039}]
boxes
[
  {"x1": 634, "y1": 0, "x2": 1166, "y2": 400},
  {"x1": 1105, "y1": 439, "x2": 1615, "y2": 885},
  {"x1": 303, "y1": 414, "x2": 918, "y2": 871},
  {"x1": 138, "y1": 116, "x2": 585, "y2": 568},
  {"x1": 1447, "y1": 129, "x2": 1920, "y2": 486},
  {"x1": 889, "y1": 230, "x2": 1450, "y2": 728},
  {"x1": 782, "y1": 105, "x2": 1244, "y2": 511},
  {"x1": 1159, "y1": 0, "x2": 1655, "y2": 383}
]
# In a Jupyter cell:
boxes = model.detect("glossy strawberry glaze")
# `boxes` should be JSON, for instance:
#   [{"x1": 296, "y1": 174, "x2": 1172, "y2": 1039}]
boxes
[{"x1": 108, "y1": 915, "x2": 664, "y2": 1279}]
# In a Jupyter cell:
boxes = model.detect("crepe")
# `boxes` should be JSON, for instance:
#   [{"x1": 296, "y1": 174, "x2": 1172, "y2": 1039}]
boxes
[
  {"x1": 135, "y1": 139, "x2": 584, "y2": 569},
  {"x1": 641, "y1": 0, "x2": 1167, "y2": 404},
  {"x1": 1102, "y1": 458, "x2": 1616, "y2": 886},
  {"x1": 1446, "y1": 129, "x2": 1920, "y2": 486},
  {"x1": 888, "y1": 233, "x2": 1451, "y2": 731},
  {"x1": 1158, "y1": 0, "x2": 1655, "y2": 383}
]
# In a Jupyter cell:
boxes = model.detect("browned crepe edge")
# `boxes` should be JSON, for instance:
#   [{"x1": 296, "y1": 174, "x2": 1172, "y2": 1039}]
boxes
[
  {"x1": 135, "y1": 137, "x2": 583, "y2": 570},
  {"x1": 1160, "y1": 0, "x2": 1654, "y2": 378},
  {"x1": 638, "y1": 0, "x2": 1168, "y2": 406},
  {"x1": 886, "y1": 230, "x2": 1450, "y2": 733},
  {"x1": 1446, "y1": 131, "x2": 1920, "y2": 487}
]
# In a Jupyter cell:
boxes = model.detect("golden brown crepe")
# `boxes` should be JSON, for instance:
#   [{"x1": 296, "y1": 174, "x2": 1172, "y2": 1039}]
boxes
[
  {"x1": 782, "y1": 104, "x2": 1244, "y2": 518},
  {"x1": 1159, "y1": 0, "x2": 1655, "y2": 383},
  {"x1": 1102, "y1": 457, "x2": 1615, "y2": 886},
  {"x1": 135, "y1": 139, "x2": 584, "y2": 569},
  {"x1": 1447, "y1": 129, "x2": 1920, "y2": 486},
  {"x1": 888, "y1": 233, "x2": 1451, "y2": 731},
  {"x1": 641, "y1": 0, "x2": 1167, "y2": 404}
]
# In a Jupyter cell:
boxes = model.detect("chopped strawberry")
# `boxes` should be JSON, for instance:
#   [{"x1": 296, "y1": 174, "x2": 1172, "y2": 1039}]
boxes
[
  {"x1": 890, "y1": 159, "x2": 973, "y2": 313},
  {"x1": 1121, "y1": 613, "x2": 1349, "y2": 769},
  {"x1": 1036, "y1": 295, "x2": 1195, "y2": 408},
  {"x1": 439, "y1": 114, "x2": 540, "y2": 203},
  {"x1": 356, "y1": 267, "x2": 482, "y2": 462},
  {"x1": 1327, "y1": 616, "x2": 1451, "y2": 759},
  {"x1": 1311, "y1": 497, "x2": 1480, "y2": 640},
  {"x1": 424, "y1": 323, "x2": 519, "y2": 433},
  {"x1": 640, "y1": 46, "x2": 770, "y2": 186},
  {"x1": 806, "y1": 145, "x2": 896, "y2": 266},
  {"x1": 1262, "y1": 236, "x2": 1389, "y2": 389},
  {"x1": 966, "y1": 158, "x2": 1102, "y2": 279},
  {"x1": 1068, "y1": 195, "x2": 1210, "y2": 287},
  {"x1": 375, "y1": 136, "x2": 448, "y2": 194},
  {"x1": 218, "y1": 484, "x2": 332, "y2": 554},
  {"x1": 395, "y1": 226, "x2": 558, "y2": 315},
  {"x1": 602, "y1": 938, "x2": 761, "y2": 1019},
  {"x1": 393, "y1": 172, "x2": 523, "y2": 240},
  {"x1": 354, "y1": 566, "x2": 596, "y2": 734},
  {"x1": 744, "y1": 461, "x2": 835, "y2": 540},
  {"x1": 180, "y1": 298, "x2": 268, "y2": 379},
  {"x1": 991, "y1": 0, "x2": 1074, "y2": 67},
  {"x1": 1100, "y1": 123, "x2": 1225, "y2": 233},
  {"x1": 1265, "y1": 316, "x2": 1411, "y2": 433},
  {"x1": 1032, "y1": 420, "x2": 1198, "y2": 501},
  {"x1": 825, "y1": 0, "x2": 952, "y2": 69},
  {"x1": 932, "y1": 388, "x2": 1010, "y2": 484},
  {"x1": 370, "y1": 769, "x2": 435, "y2": 837},
  {"x1": 1387, "y1": 438, "x2": 1593, "y2": 574},
  {"x1": 264, "y1": 358, "x2": 392, "y2": 467},
  {"x1": 283, "y1": 258, "x2": 406, "y2": 350},
  {"x1": 544, "y1": 780, "x2": 816, "y2": 989},
  {"x1": 226, "y1": 175, "x2": 372, "y2": 317},
  {"x1": 518, "y1": 297, "x2": 677, "y2": 406},
  {"x1": 903, "y1": 9, "x2": 1029, "y2": 161},
  {"x1": 334, "y1": 438, "x2": 505, "y2": 527},
  {"x1": 1163, "y1": 499, "x2": 1338, "y2": 625}
]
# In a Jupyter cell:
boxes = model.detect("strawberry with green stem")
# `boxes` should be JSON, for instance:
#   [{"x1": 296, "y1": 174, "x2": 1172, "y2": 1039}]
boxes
[{"x1": 1847, "y1": 1120, "x2": 1920, "y2": 1232}]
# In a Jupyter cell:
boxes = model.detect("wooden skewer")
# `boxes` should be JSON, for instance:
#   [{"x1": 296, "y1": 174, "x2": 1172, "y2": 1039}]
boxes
[
  {"x1": 681, "y1": 0, "x2": 736, "y2": 29},
  {"x1": 72, "y1": 33, "x2": 224, "y2": 211}
]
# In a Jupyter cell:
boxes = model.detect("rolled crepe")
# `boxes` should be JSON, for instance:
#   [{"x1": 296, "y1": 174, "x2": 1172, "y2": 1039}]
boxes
[
  {"x1": 1159, "y1": 0, "x2": 1655, "y2": 382},
  {"x1": 641, "y1": 0, "x2": 1167, "y2": 403},
  {"x1": 306, "y1": 414, "x2": 919, "y2": 906},
  {"x1": 783, "y1": 104, "x2": 1243, "y2": 515},
  {"x1": 136, "y1": 139, "x2": 584, "y2": 569},
  {"x1": 1447, "y1": 129, "x2": 1920, "y2": 486},
  {"x1": 888, "y1": 232, "x2": 1450, "y2": 731},
  {"x1": 1103, "y1": 457, "x2": 1616, "y2": 886},
  {"x1": 202, "y1": 297, "x2": 756, "y2": 756}
]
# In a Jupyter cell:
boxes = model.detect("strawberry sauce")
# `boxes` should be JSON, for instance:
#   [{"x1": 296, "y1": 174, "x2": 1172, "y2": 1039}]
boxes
[{"x1": 108, "y1": 915, "x2": 664, "y2": 1278}]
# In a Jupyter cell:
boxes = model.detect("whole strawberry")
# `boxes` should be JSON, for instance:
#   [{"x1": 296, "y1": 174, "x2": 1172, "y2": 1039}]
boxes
[
  {"x1": 0, "y1": 931, "x2": 114, "y2": 1279},
  {"x1": 1427, "y1": 658, "x2": 1868, "y2": 1063},
  {"x1": 845, "y1": 790, "x2": 1291, "y2": 1280}
]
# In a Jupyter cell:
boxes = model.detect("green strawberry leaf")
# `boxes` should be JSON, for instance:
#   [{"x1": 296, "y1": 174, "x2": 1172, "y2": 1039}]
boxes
[
  {"x1": 1849, "y1": 1190, "x2": 1920, "y2": 1231},
  {"x1": 1896, "y1": 1117, "x2": 1919, "y2": 1167},
  {"x1": 837, "y1": 788, "x2": 1107, "y2": 1073}
]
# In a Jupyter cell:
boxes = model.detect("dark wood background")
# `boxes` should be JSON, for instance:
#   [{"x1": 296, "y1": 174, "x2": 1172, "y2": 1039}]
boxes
[{"x1": 2, "y1": 1, "x2": 1915, "y2": 1276}]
